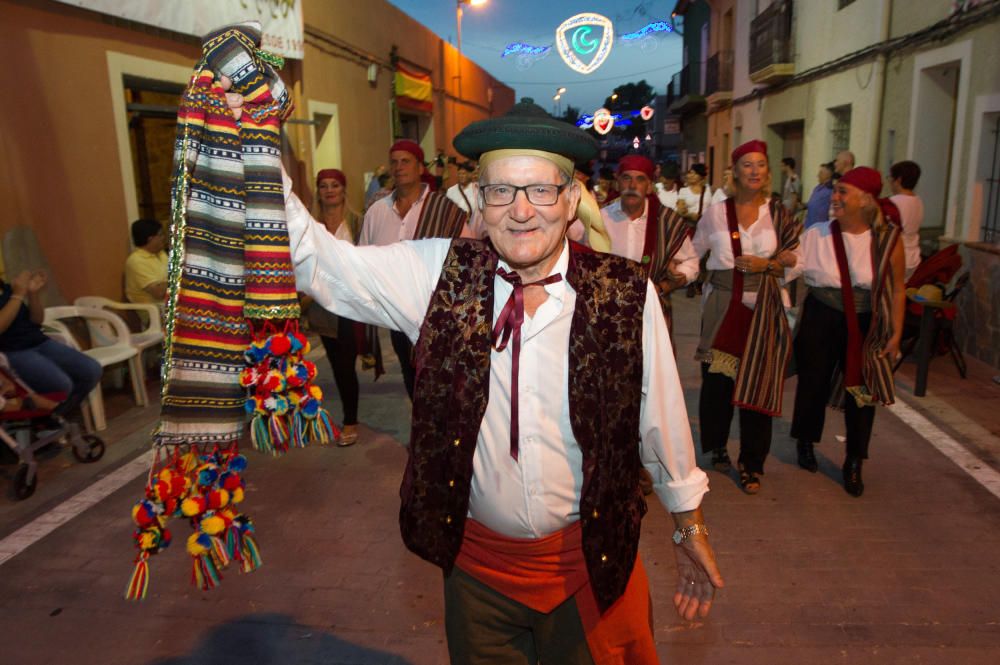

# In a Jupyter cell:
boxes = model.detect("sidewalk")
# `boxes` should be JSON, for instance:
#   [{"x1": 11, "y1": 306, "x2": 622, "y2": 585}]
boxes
[{"x1": 1, "y1": 297, "x2": 999, "y2": 664}]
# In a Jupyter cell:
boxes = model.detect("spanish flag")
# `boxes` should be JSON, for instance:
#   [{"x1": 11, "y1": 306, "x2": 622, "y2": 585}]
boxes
[{"x1": 395, "y1": 63, "x2": 433, "y2": 113}]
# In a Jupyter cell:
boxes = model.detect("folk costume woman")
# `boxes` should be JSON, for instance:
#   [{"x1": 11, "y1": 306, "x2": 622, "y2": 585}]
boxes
[
  {"x1": 302, "y1": 168, "x2": 366, "y2": 446},
  {"x1": 789, "y1": 167, "x2": 905, "y2": 497},
  {"x1": 693, "y1": 140, "x2": 800, "y2": 494}
]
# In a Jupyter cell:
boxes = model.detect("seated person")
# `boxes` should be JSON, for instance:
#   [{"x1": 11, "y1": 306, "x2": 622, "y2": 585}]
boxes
[
  {"x1": 0, "y1": 270, "x2": 102, "y2": 419},
  {"x1": 0, "y1": 353, "x2": 59, "y2": 413},
  {"x1": 124, "y1": 219, "x2": 167, "y2": 306}
]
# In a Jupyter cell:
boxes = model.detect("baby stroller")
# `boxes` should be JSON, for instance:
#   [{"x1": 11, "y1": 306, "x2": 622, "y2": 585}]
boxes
[{"x1": 0, "y1": 359, "x2": 105, "y2": 500}]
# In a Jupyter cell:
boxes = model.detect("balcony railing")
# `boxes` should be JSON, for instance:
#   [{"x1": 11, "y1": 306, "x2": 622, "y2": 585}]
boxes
[
  {"x1": 667, "y1": 71, "x2": 682, "y2": 107},
  {"x1": 705, "y1": 50, "x2": 733, "y2": 97},
  {"x1": 679, "y1": 63, "x2": 695, "y2": 98},
  {"x1": 749, "y1": 0, "x2": 794, "y2": 82}
]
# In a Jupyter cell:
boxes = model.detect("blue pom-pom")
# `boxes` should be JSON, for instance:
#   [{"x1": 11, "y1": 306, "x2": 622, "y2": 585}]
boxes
[{"x1": 228, "y1": 455, "x2": 248, "y2": 472}]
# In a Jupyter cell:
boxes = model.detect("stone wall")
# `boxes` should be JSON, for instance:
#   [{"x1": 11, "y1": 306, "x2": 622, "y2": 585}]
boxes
[{"x1": 955, "y1": 243, "x2": 1000, "y2": 370}]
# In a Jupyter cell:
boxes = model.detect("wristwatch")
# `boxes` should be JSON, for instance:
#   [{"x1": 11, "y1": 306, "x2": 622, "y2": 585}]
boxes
[{"x1": 672, "y1": 524, "x2": 709, "y2": 545}]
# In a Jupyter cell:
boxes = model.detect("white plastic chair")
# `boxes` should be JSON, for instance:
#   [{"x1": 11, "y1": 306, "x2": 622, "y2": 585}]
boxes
[
  {"x1": 42, "y1": 305, "x2": 146, "y2": 431},
  {"x1": 74, "y1": 296, "x2": 164, "y2": 379}
]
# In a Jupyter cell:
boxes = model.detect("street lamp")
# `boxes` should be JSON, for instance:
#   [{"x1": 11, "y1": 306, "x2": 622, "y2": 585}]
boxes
[
  {"x1": 553, "y1": 87, "x2": 566, "y2": 117},
  {"x1": 456, "y1": 0, "x2": 488, "y2": 98}
]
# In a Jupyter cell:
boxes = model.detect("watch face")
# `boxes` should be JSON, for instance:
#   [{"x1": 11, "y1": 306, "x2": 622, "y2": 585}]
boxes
[{"x1": 672, "y1": 530, "x2": 683, "y2": 545}]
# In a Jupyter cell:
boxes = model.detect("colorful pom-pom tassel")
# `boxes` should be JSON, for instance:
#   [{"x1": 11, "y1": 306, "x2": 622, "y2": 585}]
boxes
[{"x1": 125, "y1": 552, "x2": 150, "y2": 600}]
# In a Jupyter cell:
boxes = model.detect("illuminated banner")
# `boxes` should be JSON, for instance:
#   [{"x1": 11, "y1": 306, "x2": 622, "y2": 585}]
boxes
[
  {"x1": 592, "y1": 108, "x2": 614, "y2": 135},
  {"x1": 556, "y1": 13, "x2": 614, "y2": 75},
  {"x1": 50, "y1": 0, "x2": 304, "y2": 58}
]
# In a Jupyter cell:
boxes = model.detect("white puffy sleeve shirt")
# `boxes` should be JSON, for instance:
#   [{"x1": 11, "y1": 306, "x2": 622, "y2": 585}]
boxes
[
  {"x1": 284, "y1": 180, "x2": 709, "y2": 539},
  {"x1": 791, "y1": 221, "x2": 873, "y2": 289}
]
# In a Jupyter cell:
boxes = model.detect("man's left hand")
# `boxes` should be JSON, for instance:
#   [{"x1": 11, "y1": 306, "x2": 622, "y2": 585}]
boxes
[{"x1": 673, "y1": 533, "x2": 724, "y2": 620}]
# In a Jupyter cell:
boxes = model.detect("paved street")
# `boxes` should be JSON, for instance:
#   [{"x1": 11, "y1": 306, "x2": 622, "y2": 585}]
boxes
[{"x1": 1, "y1": 295, "x2": 999, "y2": 665}]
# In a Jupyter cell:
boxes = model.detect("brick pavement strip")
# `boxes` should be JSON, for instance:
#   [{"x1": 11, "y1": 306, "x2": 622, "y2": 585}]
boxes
[{"x1": 1, "y1": 304, "x2": 1000, "y2": 663}]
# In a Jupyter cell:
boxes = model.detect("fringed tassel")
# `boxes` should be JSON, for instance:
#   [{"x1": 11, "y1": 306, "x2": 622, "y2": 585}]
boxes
[
  {"x1": 310, "y1": 409, "x2": 337, "y2": 446},
  {"x1": 192, "y1": 554, "x2": 222, "y2": 591},
  {"x1": 225, "y1": 525, "x2": 242, "y2": 563},
  {"x1": 268, "y1": 413, "x2": 290, "y2": 453},
  {"x1": 250, "y1": 415, "x2": 274, "y2": 455},
  {"x1": 124, "y1": 553, "x2": 150, "y2": 601},
  {"x1": 846, "y1": 385, "x2": 874, "y2": 408},
  {"x1": 708, "y1": 350, "x2": 740, "y2": 379},
  {"x1": 240, "y1": 533, "x2": 262, "y2": 573},
  {"x1": 210, "y1": 535, "x2": 230, "y2": 569},
  {"x1": 291, "y1": 411, "x2": 307, "y2": 449}
]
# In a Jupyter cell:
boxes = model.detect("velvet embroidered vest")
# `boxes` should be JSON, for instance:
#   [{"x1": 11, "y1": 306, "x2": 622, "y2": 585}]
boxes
[{"x1": 400, "y1": 239, "x2": 649, "y2": 612}]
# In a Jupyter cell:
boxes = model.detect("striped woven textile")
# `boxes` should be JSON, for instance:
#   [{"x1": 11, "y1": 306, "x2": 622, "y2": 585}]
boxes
[
  {"x1": 641, "y1": 195, "x2": 694, "y2": 331},
  {"x1": 831, "y1": 221, "x2": 901, "y2": 409},
  {"x1": 731, "y1": 200, "x2": 801, "y2": 416},
  {"x1": 414, "y1": 191, "x2": 469, "y2": 239},
  {"x1": 158, "y1": 23, "x2": 295, "y2": 444}
]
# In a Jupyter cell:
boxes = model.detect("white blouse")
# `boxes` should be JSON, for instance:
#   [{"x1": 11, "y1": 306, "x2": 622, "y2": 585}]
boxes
[{"x1": 790, "y1": 221, "x2": 873, "y2": 289}]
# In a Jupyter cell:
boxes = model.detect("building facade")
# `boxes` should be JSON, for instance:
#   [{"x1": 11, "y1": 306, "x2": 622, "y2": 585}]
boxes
[{"x1": 0, "y1": 0, "x2": 513, "y2": 302}]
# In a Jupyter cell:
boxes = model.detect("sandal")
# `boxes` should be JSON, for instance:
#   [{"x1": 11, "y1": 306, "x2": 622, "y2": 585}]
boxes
[
  {"x1": 337, "y1": 424, "x2": 359, "y2": 447},
  {"x1": 739, "y1": 465, "x2": 761, "y2": 495},
  {"x1": 711, "y1": 448, "x2": 732, "y2": 472}
]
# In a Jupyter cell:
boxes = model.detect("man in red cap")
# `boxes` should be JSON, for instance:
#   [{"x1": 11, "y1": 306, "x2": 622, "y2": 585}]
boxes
[
  {"x1": 598, "y1": 154, "x2": 698, "y2": 335},
  {"x1": 359, "y1": 139, "x2": 475, "y2": 399}
]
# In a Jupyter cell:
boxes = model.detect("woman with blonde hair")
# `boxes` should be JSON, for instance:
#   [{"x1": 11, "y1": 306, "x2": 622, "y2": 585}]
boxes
[
  {"x1": 303, "y1": 169, "x2": 366, "y2": 446},
  {"x1": 693, "y1": 141, "x2": 800, "y2": 494},
  {"x1": 789, "y1": 167, "x2": 905, "y2": 497}
]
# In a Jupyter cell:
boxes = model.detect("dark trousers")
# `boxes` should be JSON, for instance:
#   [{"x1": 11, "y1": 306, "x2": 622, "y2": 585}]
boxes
[
  {"x1": 790, "y1": 295, "x2": 876, "y2": 459},
  {"x1": 318, "y1": 317, "x2": 360, "y2": 426},
  {"x1": 389, "y1": 329, "x2": 415, "y2": 400},
  {"x1": 444, "y1": 567, "x2": 595, "y2": 665},
  {"x1": 699, "y1": 363, "x2": 772, "y2": 474},
  {"x1": 5, "y1": 339, "x2": 102, "y2": 418}
]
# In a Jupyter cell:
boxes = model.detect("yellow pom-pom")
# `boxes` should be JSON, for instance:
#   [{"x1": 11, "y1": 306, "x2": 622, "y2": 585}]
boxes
[
  {"x1": 138, "y1": 531, "x2": 157, "y2": 550},
  {"x1": 308, "y1": 385, "x2": 323, "y2": 400},
  {"x1": 217, "y1": 489, "x2": 230, "y2": 508},
  {"x1": 187, "y1": 532, "x2": 208, "y2": 556},
  {"x1": 231, "y1": 487, "x2": 244, "y2": 504},
  {"x1": 181, "y1": 497, "x2": 202, "y2": 517},
  {"x1": 201, "y1": 515, "x2": 226, "y2": 536}
]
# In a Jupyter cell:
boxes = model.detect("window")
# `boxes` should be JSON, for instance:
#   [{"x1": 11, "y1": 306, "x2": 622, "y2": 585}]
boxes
[
  {"x1": 124, "y1": 75, "x2": 184, "y2": 222},
  {"x1": 983, "y1": 114, "x2": 1000, "y2": 243},
  {"x1": 828, "y1": 105, "x2": 852, "y2": 157}
]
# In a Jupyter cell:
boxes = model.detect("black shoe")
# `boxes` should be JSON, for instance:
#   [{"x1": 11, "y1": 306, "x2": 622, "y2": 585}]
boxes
[
  {"x1": 711, "y1": 448, "x2": 732, "y2": 472},
  {"x1": 796, "y1": 440, "x2": 818, "y2": 473},
  {"x1": 843, "y1": 457, "x2": 864, "y2": 497},
  {"x1": 738, "y1": 464, "x2": 761, "y2": 495}
]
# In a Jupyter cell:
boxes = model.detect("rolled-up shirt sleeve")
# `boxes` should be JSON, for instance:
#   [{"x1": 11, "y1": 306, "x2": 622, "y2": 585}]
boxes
[
  {"x1": 283, "y1": 172, "x2": 447, "y2": 343},
  {"x1": 639, "y1": 281, "x2": 709, "y2": 513},
  {"x1": 672, "y1": 236, "x2": 699, "y2": 285}
]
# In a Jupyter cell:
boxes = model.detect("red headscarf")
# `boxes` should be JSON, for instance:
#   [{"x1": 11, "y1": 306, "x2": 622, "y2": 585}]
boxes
[
  {"x1": 731, "y1": 139, "x2": 768, "y2": 163},
  {"x1": 617, "y1": 155, "x2": 654, "y2": 179},
  {"x1": 316, "y1": 169, "x2": 346, "y2": 188},
  {"x1": 839, "y1": 167, "x2": 883, "y2": 199},
  {"x1": 390, "y1": 139, "x2": 425, "y2": 164}
]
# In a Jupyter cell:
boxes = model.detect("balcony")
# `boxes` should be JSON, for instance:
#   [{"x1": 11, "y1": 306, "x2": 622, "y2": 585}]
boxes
[
  {"x1": 749, "y1": 0, "x2": 794, "y2": 84},
  {"x1": 668, "y1": 63, "x2": 705, "y2": 115},
  {"x1": 705, "y1": 50, "x2": 733, "y2": 111}
]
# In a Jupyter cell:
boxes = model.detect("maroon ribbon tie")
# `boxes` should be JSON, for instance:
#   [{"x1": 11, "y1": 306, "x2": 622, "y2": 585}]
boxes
[{"x1": 492, "y1": 267, "x2": 563, "y2": 460}]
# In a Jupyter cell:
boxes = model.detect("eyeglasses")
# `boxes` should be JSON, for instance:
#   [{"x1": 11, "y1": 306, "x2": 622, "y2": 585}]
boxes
[{"x1": 479, "y1": 183, "x2": 569, "y2": 206}]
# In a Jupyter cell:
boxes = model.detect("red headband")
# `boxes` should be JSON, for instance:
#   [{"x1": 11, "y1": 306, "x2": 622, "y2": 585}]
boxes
[
  {"x1": 316, "y1": 169, "x2": 346, "y2": 188},
  {"x1": 617, "y1": 155, "x2": 655, "y2": 179},
  {"x1": 839, "y1": 167, "x2": 882, "y2": 199},
  {"x1": 731, "y1": 139, "x2": 768, "y2": 163},
  {"x1": 390, "y1": 139, "x2": 425, "y2": 164}
]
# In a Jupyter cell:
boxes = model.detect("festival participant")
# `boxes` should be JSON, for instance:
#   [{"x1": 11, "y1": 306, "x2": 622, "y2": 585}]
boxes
[
  {"x1": 888, "y1": 160, "x2": 924, "y2": 278},
  {"x1": 789, "y1": 167, "x2": 905, "y2": 497},
  {"x1": 692, "y1": 140, "x2": 800, "y2": 495},
  {"x1": 599, "y1": 154, "x2": 698, "y2": 335},
  {"x1": 445, "y1": 160, "x2": 478, "y2": 213},
  {"x1": 358, "y1": 139, "x2": 474, "y2": 399},
  {"x1": 302, "y1": 168, "x2": 366, "y2": 446},
  {"x1": 676, "y1": 163, "x2": 712, "y2": 222},
  {"x1": 260, "y1": 92, "x2": 724, "y2": 662},
  {"x1": 124, "y1": 218, "x2": 168, "y2": 307}
]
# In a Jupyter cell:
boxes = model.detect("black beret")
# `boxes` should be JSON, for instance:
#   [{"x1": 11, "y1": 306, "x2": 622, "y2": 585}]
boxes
[{"x1": 453, "y1": 98, "x2": 598, "y2": 164}]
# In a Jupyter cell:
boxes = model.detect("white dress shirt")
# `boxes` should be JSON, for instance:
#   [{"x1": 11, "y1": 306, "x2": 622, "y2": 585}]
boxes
[
  {"x1": 693, "y1": 200, "x2": 798, "y2": 308},
  {"x1": 790, "y1": 221, "x2": 873, "y2": 289},
  {"x1": 655, "y1": 183, "x2": 679, "y2": 210},
  {"x1": 359, "y1": 184, "x2": 431, "y2": 246},
  {"x1": 600, "y1": 198, "x2": 698, "y2": 284},
  {"x1": 677, "y1": 185, "x2": 712, "y2": 218},
  {"x1": 283, "y1": 182, "x2": 709, "y2": 539}
]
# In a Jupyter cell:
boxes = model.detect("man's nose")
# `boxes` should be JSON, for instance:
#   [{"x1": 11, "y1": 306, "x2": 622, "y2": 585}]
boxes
[{"x1": 509, "y1": 189, "x2": 535, "y2": 220}]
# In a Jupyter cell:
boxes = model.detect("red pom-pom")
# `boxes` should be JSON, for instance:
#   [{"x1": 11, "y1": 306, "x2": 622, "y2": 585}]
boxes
[{"x1": 270, "y1": 335, "x2": 291, "y2": 356}]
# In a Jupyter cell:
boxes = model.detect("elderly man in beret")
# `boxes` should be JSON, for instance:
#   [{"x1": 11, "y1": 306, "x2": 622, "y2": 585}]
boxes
[
  {"x1": 264, "y1": 94, "x2": 723, "y2": 662},
  {"x1": 599, "y1": 154, "x2": 699, "y2": 337}
]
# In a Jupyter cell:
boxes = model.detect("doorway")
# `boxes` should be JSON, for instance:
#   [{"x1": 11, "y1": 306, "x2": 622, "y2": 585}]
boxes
[{"x1": 911, "y1": 61, "x2": 960, "y2": 231}]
